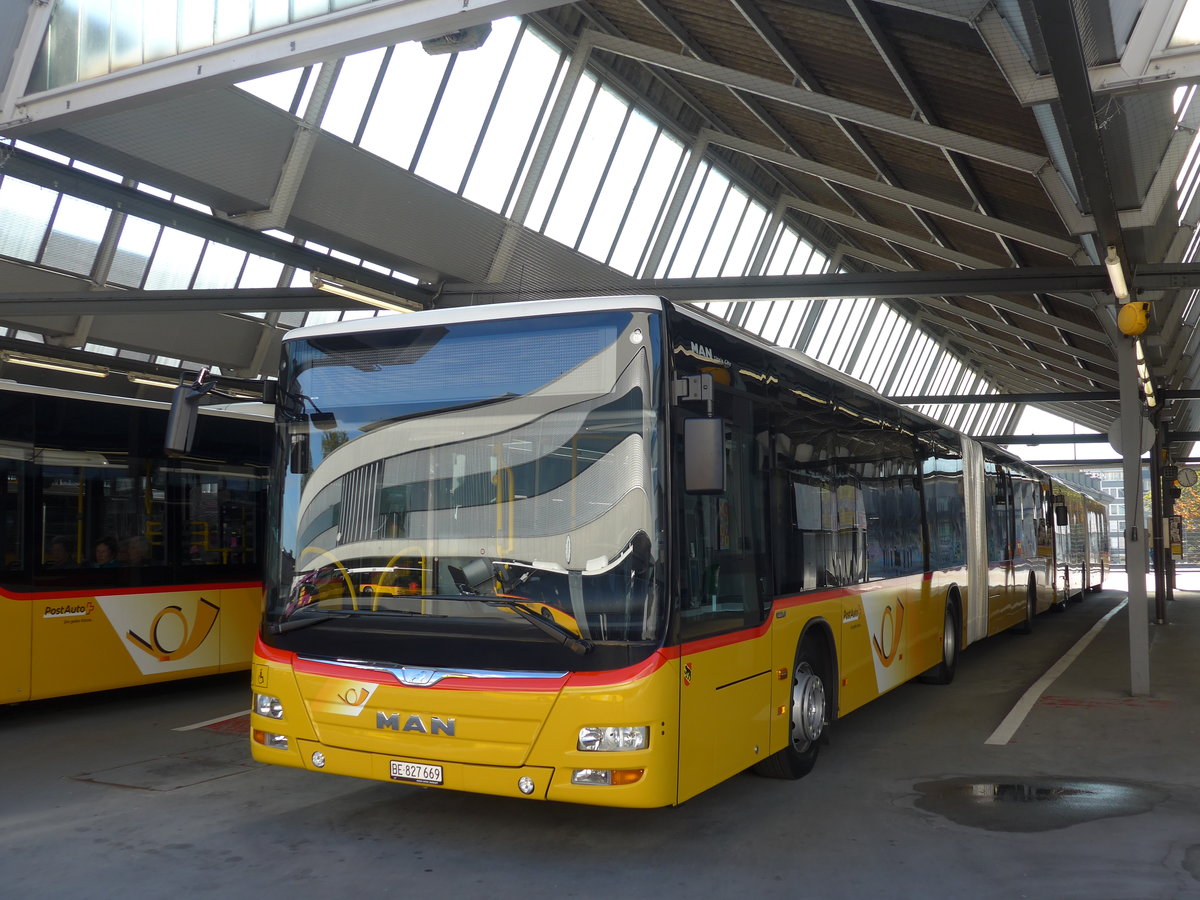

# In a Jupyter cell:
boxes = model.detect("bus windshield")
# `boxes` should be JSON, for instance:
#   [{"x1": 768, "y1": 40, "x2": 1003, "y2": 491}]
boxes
[{"x1": 264, "y1": 309, "x2": 666, "y2": 664}]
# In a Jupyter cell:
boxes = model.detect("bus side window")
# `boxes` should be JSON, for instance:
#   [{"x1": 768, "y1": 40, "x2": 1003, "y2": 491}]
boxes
[{"x1": 2, "y1": 462, "x2": 23, "y2": 571}]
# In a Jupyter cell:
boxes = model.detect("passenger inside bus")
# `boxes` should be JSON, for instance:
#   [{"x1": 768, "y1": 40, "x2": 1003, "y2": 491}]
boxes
[
  {"x1": 44, "y1": 536, "x2": 74, "y2": 568},
  {"x1": 93, "y1": 537, "x2": 119, "y2": 568},
  {"x1": 120, "y1": 536, "x2": 151, "y2": 566}
]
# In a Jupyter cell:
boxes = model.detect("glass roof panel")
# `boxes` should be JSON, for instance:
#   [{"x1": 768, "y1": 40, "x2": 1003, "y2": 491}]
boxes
[
  {"x1": 1171, "y1": 0, "x2": 1200, "y2": 48},
  {"x1": 414, "y1": 18, "x2": 522, "y2": 192},
  {"x1": 0, "y1": 177, "x2": 58, "y2": 261}
]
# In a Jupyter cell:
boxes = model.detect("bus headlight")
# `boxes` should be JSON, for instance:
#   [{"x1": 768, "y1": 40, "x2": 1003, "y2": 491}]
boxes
[
  {"x1": 254, "y1": 693, "x2": 284, "y2": 719},
  {"x1": 577, "y1": 726, "x2": 649, "y2": 752}
]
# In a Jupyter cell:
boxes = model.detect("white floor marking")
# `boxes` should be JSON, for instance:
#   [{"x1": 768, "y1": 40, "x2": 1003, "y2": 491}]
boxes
[
  {"x1": 984, "y1": 599, "x2": 1128, "y2": 746},
  {"x1": 173, "y1": 709, "x2": 250, "y2": 731}
]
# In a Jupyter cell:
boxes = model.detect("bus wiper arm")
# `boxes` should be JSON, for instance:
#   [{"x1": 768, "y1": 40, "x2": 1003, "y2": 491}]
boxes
[
  {"x1": 484, "y1": 598, "x2": 594, "y2": 655},
  {"x1": 271, "y1": 607, "x2": 430, "y2": 633},
  {"x1": 270, "y1": 611, "x2": 351, "y2": 633}
]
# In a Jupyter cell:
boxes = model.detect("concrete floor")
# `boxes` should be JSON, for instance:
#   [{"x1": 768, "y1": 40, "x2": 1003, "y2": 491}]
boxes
[{"x1": 2, "y1": 577, "x2": 1199, "y2": 900}]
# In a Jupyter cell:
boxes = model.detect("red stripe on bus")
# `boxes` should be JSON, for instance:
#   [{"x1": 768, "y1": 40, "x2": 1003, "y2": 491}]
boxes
[{"x1": 253, "y1": 574, "x2": 932, "y2": 692}]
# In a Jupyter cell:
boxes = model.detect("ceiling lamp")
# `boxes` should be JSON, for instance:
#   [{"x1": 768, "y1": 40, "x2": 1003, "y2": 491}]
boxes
[
  {"x1": 1, "y1": 350, "x2": 109, "y2": 378},
  {"x1": 1104, "y1": 245, "x2": 1129, "y2": 301},
  {"x1": 126, "y1": 372, "x2": 181, "y2": 389},
  {"x1": 310, "y1": 272, "x2": 422, "y2": 313}
]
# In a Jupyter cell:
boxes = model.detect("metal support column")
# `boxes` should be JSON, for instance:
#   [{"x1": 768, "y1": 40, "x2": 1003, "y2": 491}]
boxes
[
  {"x1": 1161, "y1": 417, "x2": 1176, "y2": 609},
  {"x1": 1116, "y1": 335, "x2": 1151, "y2": 695},
  {"x1": 1149, "y1": 414, "x2": 1166, "y2": 624}
]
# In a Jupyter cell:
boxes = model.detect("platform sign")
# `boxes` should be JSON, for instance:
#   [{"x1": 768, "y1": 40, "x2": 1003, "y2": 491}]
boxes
[{"x1": 1167, "y1": 515, "x2": 1183, "y2": 557}]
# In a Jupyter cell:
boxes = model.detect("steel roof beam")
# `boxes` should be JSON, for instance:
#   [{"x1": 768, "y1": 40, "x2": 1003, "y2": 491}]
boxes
[
  {"x1": 845, "y1": 0, "x2": 1095, "y2": 372},
  {"x1": 779, "y1": 196, "x2": 999, "y2": 269},
  {"x1": 588, "y1": 31, "x2": 1050, "y2": 174},
  {"x1": 845, "y1": 0, "x2": 1023, "y2": 261},
  {"x1": 960, "y1": 294, "x2": 1106, "y2": 342},
  {"x1": 939, "y1": 327, "x2": 1117, "y2": 390},
  {"x1": 0, "y1": 288, "x2": 356, "y2": 316},
  {"x1": 0, "y1": 3, "x2": 53, "y2": 127},
  {"x1": 442, "y1": 266, "x2": 1114, "y2": 301},
  {"x1": 827, "y1": 237, "x2": 1106, "y2": 342},
  {"x1": 960, "y1": 360, "x2": 1116, "y2": 418},
  {"x1": 1037, "y1": 0, "x2": 1130, "y2": 279},
  {"x1": 727, "y1": 0, "x2": 953, "y2": 250},
  {"x1": 0, "y1": 146, "x2": 433, "y2": 304},
  {"x1": 912, "y1": 297, "x2": 1111, "y2": 365},
  {"x1": 2, "y1": 0, "x2": 564, "y2": 133},
  {"x1": 626, "y1": 5, "x2": 922, "y2": 269},
  {"x1": 892, "y1": 0, "x2": 1200, "y2": 104},
  {"x1": 978, "y1": 433, "x2": 1110, "y2": 444},
  {"x1": 700, "y1": 129, "x2": 1081, "y2": 257}
]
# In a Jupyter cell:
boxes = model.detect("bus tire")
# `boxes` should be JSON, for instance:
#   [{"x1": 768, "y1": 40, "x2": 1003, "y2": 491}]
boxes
[
  {"x1": 1013, "y1": 581, "x2": 1035, "y2": 634},
  {"x1": 754, "y1": 637, "x2": 830, "y2": 780},
  {"x1": 920, "y1": 596, "x2": 960, "y2": 685}
]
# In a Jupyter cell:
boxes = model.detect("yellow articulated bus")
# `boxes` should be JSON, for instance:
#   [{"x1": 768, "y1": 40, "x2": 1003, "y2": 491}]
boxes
[
  {"x1": 0, "y1": 383, "x2": 269, "y2": 703},
  {"x1": 250, "y1": 296, "x2": 1101, "y2": 807},
  {"x1": 1049, "y1": 480, "x2": 1112, "y2": 602}
]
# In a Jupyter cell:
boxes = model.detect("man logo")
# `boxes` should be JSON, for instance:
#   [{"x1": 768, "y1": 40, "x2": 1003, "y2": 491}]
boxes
[
  {"x1": 126, "y1": 597, "x2": 219, "y2": 662},
  {"x1": 376, "y1": 712, "x2": 456, "y2": 736}
]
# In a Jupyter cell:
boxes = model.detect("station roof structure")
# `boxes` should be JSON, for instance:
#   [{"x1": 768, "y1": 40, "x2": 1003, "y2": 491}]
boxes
[{"x1": 2, "y1": 0, "x2": 1200, "y2": 456}]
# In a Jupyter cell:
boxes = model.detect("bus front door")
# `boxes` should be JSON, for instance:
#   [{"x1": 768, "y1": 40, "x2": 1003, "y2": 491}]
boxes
[{"x1": 676, "y1": 400, "x2": 771, "y2": 802}]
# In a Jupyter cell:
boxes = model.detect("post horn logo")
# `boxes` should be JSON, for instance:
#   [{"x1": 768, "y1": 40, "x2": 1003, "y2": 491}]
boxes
[
  {"x1": 125, "y1": 597, "x2": 219, "y2": 662},
  {"x1": 871, "y1": 600, "x2": 905, "y2": 668},
  {"x1": 337, "y1": 686, "x2": 372, "y2": 707}
]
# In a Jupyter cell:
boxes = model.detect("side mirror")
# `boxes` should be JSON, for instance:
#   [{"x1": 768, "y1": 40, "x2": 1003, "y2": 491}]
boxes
[
  {"x1": 1055, "y1": 504, "x2": 1068, "y2": 527},
  {"x1": 684, "y1": 417, "x2": 725, "y2": 494},
  {"x1": 165, "y1": 371, "x2": 215, "y2": 457},
  {"x1": 165, "y1": 384, "x2": 201, "y2": 457}
]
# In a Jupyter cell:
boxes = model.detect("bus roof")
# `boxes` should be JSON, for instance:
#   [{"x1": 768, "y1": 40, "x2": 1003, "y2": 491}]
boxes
[{"x1": 284, "y1": 295, "x2": 667, "y2": 343}]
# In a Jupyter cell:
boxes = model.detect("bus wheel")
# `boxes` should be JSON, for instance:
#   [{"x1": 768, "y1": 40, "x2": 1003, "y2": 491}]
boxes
[
  {"x1": 1013, "y1": 582, "x2": 1035, "y2": 634},
  {"x1": 754, "y1": 639, "x2": 828, "y2": 780},
  {"x1": 920, "y1": 599, "x2": 959, "y2": 684}
]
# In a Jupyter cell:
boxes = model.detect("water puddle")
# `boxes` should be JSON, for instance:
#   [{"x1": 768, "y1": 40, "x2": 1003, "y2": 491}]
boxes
[{"x1": 913, "y1": 777, "x2": 1166, "y2": 832}]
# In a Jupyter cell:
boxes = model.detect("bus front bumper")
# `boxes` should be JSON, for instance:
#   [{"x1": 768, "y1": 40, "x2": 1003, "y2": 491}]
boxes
[{"x1": 251, "y1": 736, "x2": 675, "y2": 807}]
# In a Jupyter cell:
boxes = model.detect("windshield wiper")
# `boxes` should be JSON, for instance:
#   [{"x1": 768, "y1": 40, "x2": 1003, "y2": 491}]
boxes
[
  {"x1": 429, "y1": 593, "x2": 593, "y2": 655},
  {"x1": 271, "y1": 607, "x2": 429, "y2": 634},
  {"x1": 485, "y1": 598, "x2": 594, "y2": 655},
  {"x1": 270, "y1": 610, "x2": 352, "y2": 633}
]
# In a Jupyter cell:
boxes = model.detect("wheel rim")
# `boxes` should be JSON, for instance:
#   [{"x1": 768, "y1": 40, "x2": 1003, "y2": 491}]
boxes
[
  {"x1": 942, "y1": 608, "x2": 956, "y2": 665},
  {"x1": 791, "y1": 661, "x2": 826, "y2": 749}
]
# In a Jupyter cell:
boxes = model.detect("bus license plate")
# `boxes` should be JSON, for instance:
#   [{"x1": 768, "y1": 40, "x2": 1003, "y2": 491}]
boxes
[{"x1": 390, "y1": 760, "x2": 443, "y2": 785}]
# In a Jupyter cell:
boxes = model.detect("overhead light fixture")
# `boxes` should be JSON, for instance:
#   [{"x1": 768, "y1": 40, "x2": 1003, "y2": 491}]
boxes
[
  {"x1": 1104, "y1": 245, "x2": 1130, "y2": 301},
  {"x1": 310, "y1": 272, "x2": 422, "y2": 313},
  {"x1": 220, "y1": 385, "x2": 265, "y2": 400},
  {"x1": 1, "y1": 351, "x2": 109, "y2": 378},
  {"x1": 127, "y1": 372, "x2": 181, "y2": 389},
  {"x1": 1133, "y1": 337, "x2": 1158, "y2": 409}
]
